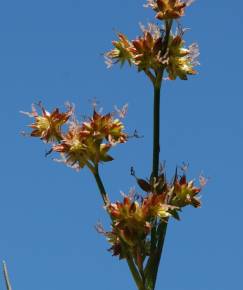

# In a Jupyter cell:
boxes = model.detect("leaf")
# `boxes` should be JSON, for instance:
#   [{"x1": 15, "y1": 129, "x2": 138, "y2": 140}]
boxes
[
  {"x1": 137, "y1": 178, "x2": 152, "y2": 192},
  {"x1": 100, "y1": 154, "x2": 114, "y2": 162},
  {"x1": 170, "y1": 209, "x2": 181, "y2": 220}
]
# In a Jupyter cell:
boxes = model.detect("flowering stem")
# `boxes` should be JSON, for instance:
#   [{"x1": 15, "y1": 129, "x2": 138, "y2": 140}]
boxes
[
  {"x1": 147, "y1": 20, "x2": 173, "y2": 290},
  {"x1": 93, "y1": 164, "x2": 109, "y2": 206},
  {"x1": 145, "y1": 70, "x2": 156, "y2": 85},
  {"x1": 92, "y1": 167, "x2": 145, "y2": 289},
  {"x1": 151, "y1": 75, "x2": 162, "y2": 179},
  {"x1": 151, "y1": 19, "x2": 172, "y2": 179}
]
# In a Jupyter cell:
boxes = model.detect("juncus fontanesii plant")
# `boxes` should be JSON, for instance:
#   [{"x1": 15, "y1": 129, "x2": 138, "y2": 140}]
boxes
[{"x1": 19, "y1": 1, "x2": 206, "y2": 290}]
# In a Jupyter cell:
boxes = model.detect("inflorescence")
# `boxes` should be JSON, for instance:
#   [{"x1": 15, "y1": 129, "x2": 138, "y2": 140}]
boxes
[
  {"x1": 22, "y1": 102, "x2": 128, "y2": 172},
  {"x1": 105, "y1": 0, "x2": 199, "y2": 81}
]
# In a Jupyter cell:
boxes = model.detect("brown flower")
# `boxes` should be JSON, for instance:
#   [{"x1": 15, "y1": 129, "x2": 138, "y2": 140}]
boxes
[
  {"x1": 52, "y1": 110, "x2": 127, "y2": 170},
  {"x1": 166, "y1": 34, "x2": 199, "y2": 80},
  {"x1": 81, "y1": 110, "x2": 127, "y2": 144},
  {"x1": 106, "y1": 23, "x2": 166, "y2": 73},
  {"x1": 22, "y1": 103, "x2": 73, "y2": 143},
  {"x1": 170, "y1": 174, "x2": 201, "y2": 208},
  {"x1": 105, "y1": 33, "x2": 134, "y2": 68},
  {"x1": 100, "y1": 167, "x2": 204, "y2": 259},
  {"x1": 105, "y1": 193, "x2": 172, "y2": 256},
  {"x1": 145, "y1": 0, "x2": 191, "y2": 20},
  {"x1": 131, "y1": 24, "x2": 163, "y2": 72},
  {"x1": 52, "y1": 122, "x2": 113, "y2": 170},
  {"x1": 106, "y1": 23, "x2": 199, "y2": 81}
]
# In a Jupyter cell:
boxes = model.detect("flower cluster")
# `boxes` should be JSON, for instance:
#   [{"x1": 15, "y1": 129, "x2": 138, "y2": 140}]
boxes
[
  {"x1": 130, "y1": 24, "x2": 163, "y2": 72},
  {"x1": 106, "y1": 23, "x2": 199, "y2": 80},
  {"x1": 22, "y1": 102, "x2": 73, "y2": 143},
  {"x1": 53, "y1": 111, "x2": 127, "y2": 170},
  {"x1": 105, "y1": 33, "x2": 134, "y2": 68},
  {"x1": 145, "y1": 0, "x2": 188, "y2": 19},
  {"x1": 100, "y1": 169, "x2": 204, "y2": 259},
  {"x1": 105, "y1": 1, "x2": 199, "y2": 81},
  {"x1": 145, "y1": 0, "x2": 191, "y2": 20},
  {"x1": 166, "y1": 33, "x2": 199, "y2": 80},
  {"x1": 106, "y1": 24, "x2": 163, "y2": 73},
  {"x1": 170, "y1": 173, "x2": 202, "y2": 208},
  {"x1": 23, "y1": 103, "x2": 128, "y2": 171},
  {"x1": 103, "y1": 192, "x2": 174, "y2": 260}
]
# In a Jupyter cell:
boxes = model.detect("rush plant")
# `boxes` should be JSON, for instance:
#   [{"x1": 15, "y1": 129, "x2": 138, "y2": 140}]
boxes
[{"x1": 19, "y1": 1, "x2": 205, "y2": 290}]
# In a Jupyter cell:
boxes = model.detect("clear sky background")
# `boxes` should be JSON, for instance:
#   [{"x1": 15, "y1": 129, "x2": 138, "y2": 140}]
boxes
[{"x1": 0, "y1": 1, "x2": 242, "y2": 290}]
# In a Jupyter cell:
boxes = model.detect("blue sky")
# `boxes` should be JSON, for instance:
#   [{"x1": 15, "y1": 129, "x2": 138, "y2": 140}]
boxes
[{"x1": 0, "y1": 1, "x2": 242, "y2": 290}]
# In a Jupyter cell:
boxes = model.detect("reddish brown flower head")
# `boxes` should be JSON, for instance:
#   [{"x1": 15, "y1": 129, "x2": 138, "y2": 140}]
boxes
[
  {"x1": 100, "y1": 167, "x2": 205, "y2": 259},
  {"x1": 106, "y1": 193, "x2": 172, "y2": 253},
  {"x1": 145, "y1": 0, "x2": 192, "y2": 20},
  {"x1": 52, "y1": 110, "x2": 127, "y2": 170},
  {"x1": 106, "y1": 24, "x2": 200, "y2": 82},
  {"x1": 133, "y1": 167, "x2": 204, "y2": 211},
  {"x1": 22, "y1": 103, "x2": 128, "y2": 172},
  {"x1": 23, "y1": 103, "x2": 73, "y2": 143},
  {"x1": 166, "y1": 33, "x2": 199, "y2": 80},
  {"x1": 106, "y1": 23, "x2": 167, "y2": 73},
  {"x1": 52, "y1": 122, "x2": 114, "y2": 170},
  {"x1": 131, "y1": 24, "x2": 164, "y2": 72},
  {"x1": 105, "y1": 33, "x2": 134, "y2": 68},
  {"x1": 170, "y1": 174, "x2": 201, "y2": 208},
  {"x1": 82, "y1": 110, "x2": 127, "y2": 144}
]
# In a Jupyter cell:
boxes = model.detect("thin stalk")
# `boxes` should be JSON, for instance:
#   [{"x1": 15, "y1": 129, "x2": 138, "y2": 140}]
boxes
[
  {"x1": 146, "y1": 19, "x2": 173, "y2": 290},
  {"x1": 3, "y1": 261, "x2": 12, "y2": 290},
  {"x1": 126, "y1": 256, "x2": 145, "y2": 290},
  {"x1": 150, "y1": 220, "x2": 168, "y2": 289},
  {"x1": 144, "y1": 70, "x2": 156, "y2": 85},
  {"x1": 151, "y1": 19, "x2": 172, "y2": 179},
  {"x1": 93, "y1": 164, "x2": 109, "y2": 206},
  {"x1": 151, "y1": 75, "x2": 162, "y2": 179}
]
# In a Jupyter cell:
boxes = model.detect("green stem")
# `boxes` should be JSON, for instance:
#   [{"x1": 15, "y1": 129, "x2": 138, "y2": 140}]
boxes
[
  {"x1": 151, "y1": 19, "x2": 172, "y2": 180},
  {"x1": 150, "y1": 220, "x2": 168, "y2": 289},
  {"x1": 146, "y1": 19, "x2": 173, "y2": 290},
  {"x1": 126, "y1": 256, "x2": 145, "y2": 290},
  {"x1": 93, "y1": 164, "x2": 109, "y2": 206},
  {"x1": 151, "y1": 76, "x2": 162, "y2": 179},
  {"x1": 162, "y1": 20, "x2": 173, "y2": 56}
]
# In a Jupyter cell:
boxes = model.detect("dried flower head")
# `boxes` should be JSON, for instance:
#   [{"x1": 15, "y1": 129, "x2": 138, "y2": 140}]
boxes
[
  {"x1": 106, "y1": 24, "x2": 199, "y2": 81},
  {"x1": 22, "y1": 103, "x2": 73, "y2": 143},
  {"x1": 103, "y1": 193, "x2": 174, "y2": 258},
  {"x1": 52, "y1": 125, "x2": 113, "y2": 170},
  {"x1": 105, "y1": 33, "x2": 134, "y2": 68},
  {"x1": 131, "y1": 24, "x2": 164, "y2": 72},
  {"x1": 81, "y1": 110, "x2": 127, "y2": 144},
  {"x1": 133, "y1": 167, "x2": 203, "y2": 210},
  {"x1": 166, "y1": 34, "x2": 199, "y2": 80},
  {"x1": 99, "y1": 166, "x2": 204, "y2": 259},
  {"x1": 106, "y1": 23, "x2": 165, "y2": 72},
  {"x1": 52, "y1": 110, "x2": 127, "y2": 170},
  {"x1": 145, "y1": 0, "x2": 192, "y2": 20},
  {"x1": 22, "y1": 102, "x2": 128, "y2": 171},
  {"x1": 170, "y1": 174, "x2": 201, "y2": 208}
]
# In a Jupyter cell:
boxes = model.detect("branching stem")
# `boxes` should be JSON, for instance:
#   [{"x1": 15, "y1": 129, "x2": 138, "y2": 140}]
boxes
[
  {"x1": 146, "y1": 19, "x2": 173, "y2": 290},
  {"x1": 126, "y1": 256, "x2": 145, "y2": 290},
  {"x1": 93, "y1": 164, "x2": 109, "y2": 206}
]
